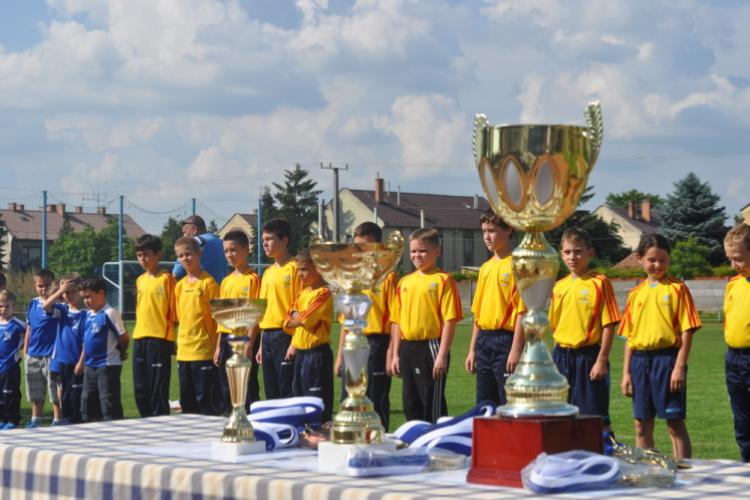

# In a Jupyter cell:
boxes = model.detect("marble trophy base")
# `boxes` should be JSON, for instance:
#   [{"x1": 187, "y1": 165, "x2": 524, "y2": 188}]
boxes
[
  {"x1": 212, "y1": 440, "x2": 266, "y2": 460},
  {"x1": 318, "y1": 440, "x2": 398, "y2": 474}
]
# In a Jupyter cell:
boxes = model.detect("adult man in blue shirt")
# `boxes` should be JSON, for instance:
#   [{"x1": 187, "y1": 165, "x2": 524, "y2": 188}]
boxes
[{"x1": 171, "y1": 215, "x2": 228, "y2": 284}]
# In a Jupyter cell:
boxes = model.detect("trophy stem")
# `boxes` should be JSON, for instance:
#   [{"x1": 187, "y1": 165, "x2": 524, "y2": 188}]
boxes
[
  {"x1": 496, "y1": 231, "x2": 578, "y2": 418},
  {"x1": 330, "y1": 292, "x2": 386, "y2": 444},
  {"x1": 221, "y1": 332, "x2": 257, "y2": 443}
]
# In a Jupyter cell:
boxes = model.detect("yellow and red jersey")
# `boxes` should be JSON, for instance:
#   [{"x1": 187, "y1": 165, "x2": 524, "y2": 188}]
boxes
[
  {"x1": 217, "y1": 268, "x2": 261, "y2": 334},
  {"x1": 133, "y1": 270, "x2": 177, "y2": 341},
  {"x1": 724, "y1": 275, "x2": 750, "y2": 348},
  {"x1": 288, "y1": 286, "x2": 333, "y2": 350},
  {"x1": 393, "y1": 269, "x2": 464, "y2": 341},
  {"x1": 618, "y1": 276, "x2": 701, "y2": 350},
  {"x1": 259, "y1": 260, "x2": 301, "y2": 334},
  {"x1": 471, "y1": 255, "x2": 524, "y2": 331},
  {"x1": 175, "y1": 271, "x2": 219, "y2": 361},
  {"x1": 549, "y1": 270, "x2": 620, "y2": 348}
]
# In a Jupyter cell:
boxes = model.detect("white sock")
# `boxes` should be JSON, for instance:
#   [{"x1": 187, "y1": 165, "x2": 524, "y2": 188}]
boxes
[{"x1": 32, "y1": 417, "x2": 42, "y2": 424}]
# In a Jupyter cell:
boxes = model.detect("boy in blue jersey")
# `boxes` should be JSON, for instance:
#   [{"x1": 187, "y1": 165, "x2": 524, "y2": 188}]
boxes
[
  {"x1": 42, "y1": 273, "x2": 86, "y2": 424},
  {"x1": 24, "y1": 269, "x2": 63, "y2": 428},
  {"x1": 0, "y1": 290, "x2": 25, "y2": 430},
  {"x1": 79, "y1": 277, "x2": 129, "y2": 422}
]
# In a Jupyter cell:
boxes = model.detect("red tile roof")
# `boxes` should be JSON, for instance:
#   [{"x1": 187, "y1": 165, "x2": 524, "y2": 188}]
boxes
[
  {"x1": 0, "y1": 208, "x2": 146, "y2": 240},
  {"x1": 347, "y1": 189, "x2": 490, "y2": 229}
]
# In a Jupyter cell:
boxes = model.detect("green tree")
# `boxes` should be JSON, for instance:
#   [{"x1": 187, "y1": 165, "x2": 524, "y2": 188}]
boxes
[
  {"x1": 49, "y1": 217, "x2": 136, "y2": 277},
  {"x1": 208, "y1": 219, "x2": 219, "y2": 234},
  {"x1": 669, "y1": 238, "x2": 712, "y2": 280},
  {"x1": 159, "y1": 217, "x2": 184, "y2": 262},
  {"x1": 260, "y1": 185, "x2": 278, "y2": 222},
  {"x1": 661, "y1": 172, "x2": 727, "y2": 266},
  {"x1": 273, "y1": 164, "x2": 322, "y2": 255},
  {"x1": 605, "y1": 189, "x2": 664, "y2": 209}
]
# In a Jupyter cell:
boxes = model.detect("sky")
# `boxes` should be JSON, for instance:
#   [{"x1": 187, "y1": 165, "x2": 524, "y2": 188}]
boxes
[{"x1": 1, "y1": 0, "x2": 749, "y2": 229}]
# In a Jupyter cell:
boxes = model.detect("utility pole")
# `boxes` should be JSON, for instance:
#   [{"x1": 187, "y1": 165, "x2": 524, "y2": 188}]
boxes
[{"x1": 320, "y1": 162, "x2": 348, "y2": 242}]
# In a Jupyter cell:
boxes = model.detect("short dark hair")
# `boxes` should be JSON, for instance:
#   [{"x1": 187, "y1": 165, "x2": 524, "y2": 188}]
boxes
[
  {"x1": 182, "y1": 215, "x2": 207, "y2": 233},
  {"x1": 0, "y1": 289, "x2": 16, "y2": 304},
  {"x1": 261, "y1": 218, "x2": 292, "y2": 245},
  {"x1": 223, "y1": 230, "x2": 249, "y2": 248},
  {"x1": 637, "y1": 233, "x2": 671, "y2": 257},
  {"x1": 409, "y1": 227, "x2": 440, "y2": 248},
  {"x1": 80, "y1": 277, "x2": 107, "y2": 295},
  {"x1": 0, "y1": 272, "x2": 6, "y2": 289},
  {"x1": 561, "y1": 226, "x2": 592, "y2": 250},
  {"x1": 479, "y1": 208, "x2": 512, "y2": 233},
  {"x1": 135, "y1": 234, "x2": 163, "y2": 254},
  {"x1": 34, "y1": 269, "x2": 55, "y2": 281},
  {"x1": 354, "y1": 222, "x2": 383, "y2": 242},
  {"x1": 296, "y1": 247, "x2": 313, "y2": 265}
]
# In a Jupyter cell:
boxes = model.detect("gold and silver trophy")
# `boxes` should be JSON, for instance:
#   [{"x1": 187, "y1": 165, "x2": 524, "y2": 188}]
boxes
[
  {"x1": 209, "y1": 298, "x2": 267, "y2": 456},
  {"x1": 308, "y1": 232, "x2": 404, "y2": 471},
  {"x1": 472, "y1": 102, "x2": 603, "y2": 417}
]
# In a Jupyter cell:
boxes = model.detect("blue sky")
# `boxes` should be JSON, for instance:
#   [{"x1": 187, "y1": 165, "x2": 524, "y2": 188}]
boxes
[{"x1": 1, "y1": 0, "x2": 749, "y2": 225}]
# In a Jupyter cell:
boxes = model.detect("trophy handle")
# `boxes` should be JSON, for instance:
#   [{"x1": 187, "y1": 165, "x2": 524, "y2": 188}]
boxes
[
  {"x1": 473, "y1": 114, "x2": 489, "y2": 168},
  {"x1": 386, "y1": 231, "x2": 404, "y2": 258},
  {"x1": 584, "y1": 101, "x2": 603, "y2": 166}
]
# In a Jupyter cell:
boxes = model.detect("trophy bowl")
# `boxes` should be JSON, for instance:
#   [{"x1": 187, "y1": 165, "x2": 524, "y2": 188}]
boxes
[
  {"x1": 309, "y1": 231, "x2": 404, "y2": 444},
  {"x1": 210, "y1": 298, "x2": 267, "y2": 444},
  {"x1": 473, "y1": 102, "x2": 603, "y2": 417}
]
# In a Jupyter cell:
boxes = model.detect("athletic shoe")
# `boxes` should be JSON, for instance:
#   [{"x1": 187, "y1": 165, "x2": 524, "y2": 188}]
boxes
[
  {"x1": 25, "y1": 421, "x2": 40, "y2": 429},
  {"x1": 0, "y1": 423, "x2": 18, "y2": 430},
  {"x1": 50, "y1": 419, "x2": 70, "y2": 427}
]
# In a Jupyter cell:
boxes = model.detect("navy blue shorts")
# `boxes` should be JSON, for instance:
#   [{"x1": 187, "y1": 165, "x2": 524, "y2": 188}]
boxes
[
  {"x1": 475, "y1": 329, "x2": 514, "y2": 406},
  {"x1": 552, "y1": 344, "x2": 610, "y2": 427},
  {"x1": 292, "y1": 344, "x2": 334, "y2": 424},
  {"x1": 631, "y1": 347, "x2": 686, "y2": 420}
]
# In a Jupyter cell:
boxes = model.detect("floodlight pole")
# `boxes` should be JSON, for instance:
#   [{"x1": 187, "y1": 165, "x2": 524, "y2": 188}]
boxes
[{"x1": 320, "y1": 162, "x2": 348, "y2": 242}]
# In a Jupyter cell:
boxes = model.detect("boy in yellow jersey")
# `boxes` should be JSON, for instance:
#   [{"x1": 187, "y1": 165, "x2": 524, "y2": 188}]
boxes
[
  {"x1": 465, "y1": 208, "x2": 524, "y2": 406},
  {"x1": 549, "y1": 227, "x2": 620, "y2": 432},
  {"x1": 619, "y1": 234, "x2": 700, "y2": 459},
  {"x1": 334, "y1": 222, "x2": 397, "y2": 430},
  {"x1": 391, "y1": 228, "x2": 463, "y2": 423},
  {"x1": 132, "y1": 235, "x2": 176, "y2": 418},
  {"x1": 255, "y1": 218, "x2": 301, "y2": 400},
  {"x1": 174, "y1": 237, "x2": 223, "y2": 416},
  {"x1": 286, "y1": 248, "x2": 334, "y2": 422},
  {"x1": 723, "y1": 221, "x2": 750, "y2": 461},
  {"x1": 214, "y1": 230, "x2": 261, "y2": 411}
]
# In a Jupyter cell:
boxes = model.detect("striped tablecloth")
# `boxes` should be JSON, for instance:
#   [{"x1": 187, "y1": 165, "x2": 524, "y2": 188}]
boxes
[{"x1": 1, "y1": 414, "x2": 749, "y2": 499}]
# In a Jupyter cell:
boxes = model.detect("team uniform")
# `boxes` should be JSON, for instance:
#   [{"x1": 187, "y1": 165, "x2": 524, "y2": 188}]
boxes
[
  {"x1": 81, "y1": 304, "x2": 128, "y2": 421},
  {"x1": 217, "y1": 269, "x2": 261, "y2": 412},
  {"x1": 289, "y1": 286, "x2": 334, "y2": 423},
  {"x1": 132, "y1": 270, "x2": 177, "y2": 418},
  {"x1": 0, "y1": 318, "x2": 25, "y2": 427},
  {"x1": 723, "y1": 275, "x2": 750, "y2": 461},
  {"x1": 339, "y1": 271, "x2": 397, "y2": 430},
  {"x1": 259, "y1": 260, "x2": 301, "y2": 400},
  {"x1": 50, "y1": 304, "x2": 87, "y2": 423},
  {"x1": 172, "y1": 233, "x2": 229, "y2": 284},
  {"x1": 25, "y1": 297, "x2": 61, "y2": 405},
  {"x1": 394, "y1": 269, "x2": 464, "y2": 423},
  {"x1": 549, "y1": 270, "x2": 620, "y2": 426},
  {"x1": 618, "y1": 276, "x2": 701, "y2": 420},
  {"x1": 175, "y1": 271, "x2": 223, "y2": 416},
  {"x1": 471, "y1": 255, "x2": 523, "y2": 405}
]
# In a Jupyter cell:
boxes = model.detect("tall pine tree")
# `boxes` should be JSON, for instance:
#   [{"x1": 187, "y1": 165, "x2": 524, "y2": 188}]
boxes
[
  {"x1": 661, "y1": 172, "x2": 727, "y2": 266},
  {"x1": 272, "y1": 164, "x2": 322, "y2": 256}
]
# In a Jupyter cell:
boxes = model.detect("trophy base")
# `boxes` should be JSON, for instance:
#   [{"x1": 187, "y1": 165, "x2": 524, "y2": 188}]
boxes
[
  {"x1": 330, "y1": 402, "x2": 387, "y2": 444},
  {"x1": 212, "y1": 440, "x2": 266, "y2": 461},
  {"x1": 467, "y1": 415, "x2": 603, "y2": 488},
  {"x1": 318, "y1": 440, "x2": 397, "y2": 475}
]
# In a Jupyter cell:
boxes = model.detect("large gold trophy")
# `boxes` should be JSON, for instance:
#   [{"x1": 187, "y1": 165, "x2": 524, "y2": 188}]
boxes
[
  {"x1": 309, "y1": 232, "x2": 404, "y2": 471},
  {"x1": 209, "y1": 298, "x2": 267, "y2": 456},
  {"x1": 472, "y1": 102, "x2": 603, "y2": 417}
]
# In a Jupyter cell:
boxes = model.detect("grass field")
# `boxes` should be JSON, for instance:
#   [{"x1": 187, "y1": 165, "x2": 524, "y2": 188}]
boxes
[{"x1": 18, "y1": 320, "x2": 740, "y2": 460}]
